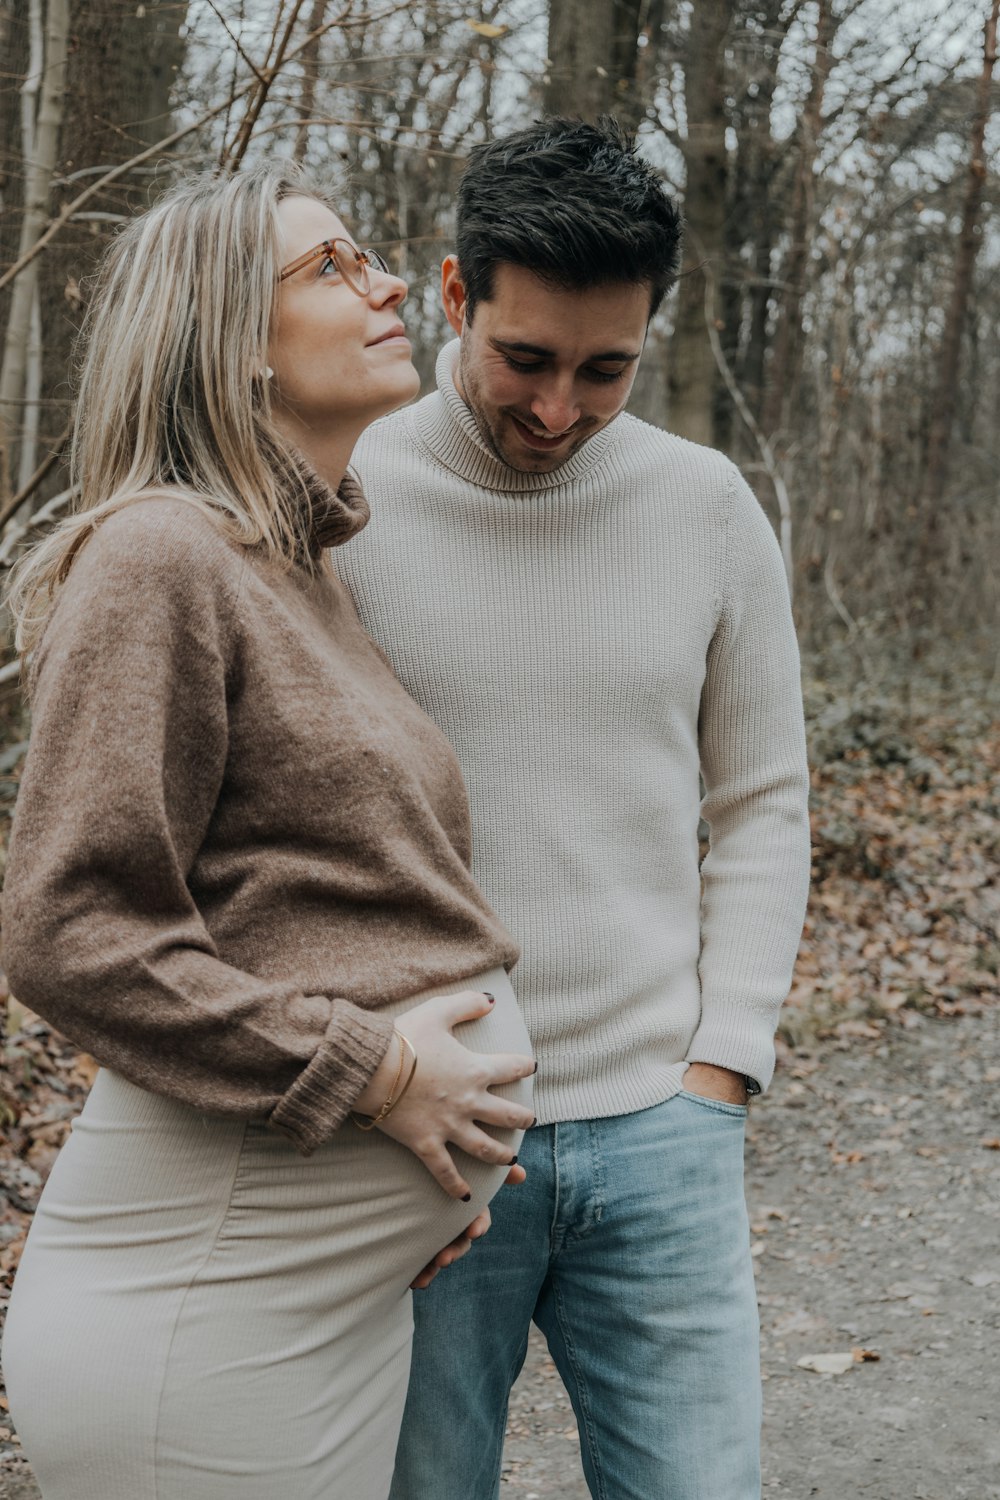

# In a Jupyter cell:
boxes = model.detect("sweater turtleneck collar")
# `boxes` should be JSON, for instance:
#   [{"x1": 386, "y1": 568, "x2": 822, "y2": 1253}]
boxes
[
  {"x1": 411, "y1": 340, "x2": 622, "y2": 494},
  {"x1": 291, "y1": 458, "x2": 370, "y2": 552}
]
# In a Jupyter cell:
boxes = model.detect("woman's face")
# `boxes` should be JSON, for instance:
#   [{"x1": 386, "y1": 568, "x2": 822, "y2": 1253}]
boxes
[{"x1": 268, "y1": 196, "x2": 419, "y2": 442}]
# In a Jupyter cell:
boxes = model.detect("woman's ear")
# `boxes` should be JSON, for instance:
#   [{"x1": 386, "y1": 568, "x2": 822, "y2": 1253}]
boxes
[{"x1": 441, "y1": 256, "x2": 468, "y2": 336}]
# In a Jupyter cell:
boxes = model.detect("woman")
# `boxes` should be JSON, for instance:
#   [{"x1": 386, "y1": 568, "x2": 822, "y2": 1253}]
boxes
[{"x1": 0, "y1": 165, "x2": 535, "y2": 1500}]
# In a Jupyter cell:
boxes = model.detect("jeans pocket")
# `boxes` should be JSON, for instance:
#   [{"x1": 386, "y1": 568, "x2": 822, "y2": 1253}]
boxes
[{"x1": 677, "y1": 1089, "x2": 749, "y2": 1119}]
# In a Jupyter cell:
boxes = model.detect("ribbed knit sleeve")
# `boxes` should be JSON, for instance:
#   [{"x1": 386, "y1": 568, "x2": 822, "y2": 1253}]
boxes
[
  {"x1": 688, "y1": 467, "x2": 811, "y2": 1089},
  {"x1": 2, "y1": 505, "x2": 393, "y2": 1153}
]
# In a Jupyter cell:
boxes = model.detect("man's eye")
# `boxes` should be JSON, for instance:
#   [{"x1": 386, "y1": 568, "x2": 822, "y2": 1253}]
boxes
[
  {"x1": 587, "y1": 367, "x2": 627, "y2": 384},
  {"x1": 502, "y1": 355, "x2": 543, "y2": 374}
]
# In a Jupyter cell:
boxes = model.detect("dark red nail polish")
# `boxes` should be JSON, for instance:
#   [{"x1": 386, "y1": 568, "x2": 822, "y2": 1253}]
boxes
[
  {"x1": 510, "y1": 1155, "x2": 518, "y2": 1166},
  {"x1": 532, "y1": 1061, "x2": 538, "y2": 1074},
  {"x1": 461, "y1": 1192, "x2": 472, "y2": 1202},
  {"x1": 484, "y1": 991, "x2": 495, "y2": 1004},
  {"x1": 530, "y1": 1117, "x2": 537, "y2": 1128}
]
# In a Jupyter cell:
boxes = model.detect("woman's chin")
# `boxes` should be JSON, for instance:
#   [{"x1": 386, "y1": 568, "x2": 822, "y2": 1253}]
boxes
[{"x1": 373, "y1": 365, "x2": 421, "y2": 418}]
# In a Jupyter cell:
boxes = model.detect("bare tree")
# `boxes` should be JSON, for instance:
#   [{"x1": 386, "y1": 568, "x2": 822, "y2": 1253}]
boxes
[
  {"x1": 922, "y1": 0, "x2": 999, "y2": 510},
  {"x1": 666, "y1": 0, "x2": 733, "y2": 446},
  {"x1": 544, "y1": 0, "x2": 661, "y2": 130},
  {"x1": 0, "y1": 0, "x2": 69, "y2": 500}
]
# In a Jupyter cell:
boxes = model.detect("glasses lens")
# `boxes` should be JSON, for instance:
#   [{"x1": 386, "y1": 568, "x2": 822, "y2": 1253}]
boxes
[
  {"x1": 332, "y1": 241, "x2": 368, "y2": 295},
  {"x1": 362, "y1": 249, "x2": 390, "y2": 275}
]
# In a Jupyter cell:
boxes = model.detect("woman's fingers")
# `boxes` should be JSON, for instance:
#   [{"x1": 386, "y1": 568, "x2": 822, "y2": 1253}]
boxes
[
  {"x1": 435, "y1": 988, "x2": 498, "y2": 1027},
  {"x1": 410, "y1": 1211, "x2": 491, "y2": 1291},
  {"x1": 469, "y1": 1094, "x2": 536, "y2": 1131},
  {"x1": 465, "y1": 1207, "x2": 492, "y2": 1239},
  {"x1": 417, "y1": 1140, "x2": 473, "y2": 1200},
  {"x1": 451, "y1": 1123, "x2": 521, "y2": 1166},
  {"x1": 371, "y1": 989, "x2": 535, "y2": 1196},
  {"x1": 481, "y1": 1049, "x2": 537, "y2": 1087}
]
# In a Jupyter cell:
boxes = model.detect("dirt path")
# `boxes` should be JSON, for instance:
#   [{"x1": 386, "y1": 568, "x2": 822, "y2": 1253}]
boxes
[
  {"x1": 3, "y1": 1009, "x2": 998, "y2": 1500},
  {"x1": 501, "y1": 1009, "x2": 1000, "y2": 1499}
]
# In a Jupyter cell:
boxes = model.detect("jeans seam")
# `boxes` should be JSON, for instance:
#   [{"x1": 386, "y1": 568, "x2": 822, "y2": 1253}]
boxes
[
  {"x1": 483, "y1": 1330, "x2": 533, "y2": 1500},
  {"x1": 550, "y1": 1123, "x2": 562, "y2": 1249},
  {"x1": 550, "y1": 1278, "x2": 607, "y2": 1500}
]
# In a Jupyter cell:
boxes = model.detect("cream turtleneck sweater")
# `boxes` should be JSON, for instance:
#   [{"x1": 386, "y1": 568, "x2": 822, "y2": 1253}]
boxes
[{"x1": 342, "y1": 341, "x2": 810, "y2": 1123}]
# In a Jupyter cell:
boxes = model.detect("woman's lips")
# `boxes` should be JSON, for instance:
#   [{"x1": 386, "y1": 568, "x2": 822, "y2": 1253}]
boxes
[{"x1": 367, "y1": 325, "x2": 409, "y2": 347}]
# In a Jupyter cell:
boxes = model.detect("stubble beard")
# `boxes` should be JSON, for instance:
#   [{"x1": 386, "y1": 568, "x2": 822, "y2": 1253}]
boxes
[{"x1": 458, "y1": 354, "x2": 587, "y2": 476}]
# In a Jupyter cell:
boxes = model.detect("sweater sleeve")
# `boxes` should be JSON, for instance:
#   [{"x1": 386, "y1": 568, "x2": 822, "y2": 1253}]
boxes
[
  {"x1": 686, "y1": 467, "x2": 811, "y2": 1091},
  {"x1": 1, "y1": 505, "x2": 393, "y2": 1152}
]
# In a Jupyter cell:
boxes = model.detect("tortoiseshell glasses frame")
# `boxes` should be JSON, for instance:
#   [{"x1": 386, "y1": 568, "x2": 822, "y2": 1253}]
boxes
[{"x1": 278, "y1": 239, "x2": 390, "y2": 295}]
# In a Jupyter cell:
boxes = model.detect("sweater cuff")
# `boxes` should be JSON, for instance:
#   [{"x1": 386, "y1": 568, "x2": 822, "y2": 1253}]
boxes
[
  {"x1": 269, "y1": 998, "x2": 395, "y2": 1154},
  {"x1": 685, "y1": 1004, "x2": 778, "y2": 1094}
]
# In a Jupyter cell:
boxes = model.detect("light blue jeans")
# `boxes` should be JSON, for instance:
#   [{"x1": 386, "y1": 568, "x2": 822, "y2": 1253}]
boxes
[{"x1": 390, "y1": 1090, "x2": 760, "y2": 1500}]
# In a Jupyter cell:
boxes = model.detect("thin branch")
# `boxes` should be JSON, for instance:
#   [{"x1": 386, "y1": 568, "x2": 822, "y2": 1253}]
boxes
[
  {"x1": 700, "y1": 257, "x2": 794, "y2": 597},
  {"x1": 0, "y1": 484, "x2": 77, "y2": 571},
  {"x1": 0, "y1": 417, "x2": 73, "y2": 529},
  {"x1": 0, "y1": 93, "x2": 251, "y2": 295},
  {"x1": 220, "y1": 0, "x2": 315, "y2": 173},
  {"x1": 0, "y1": 12, "x2": 360, "y2": 296},
  {"x1": 204, "y1": 0, "x2": 270, "y2": 86},
  {"x1": 823, "y1": 554, "x2": 873, "y2": 675}
]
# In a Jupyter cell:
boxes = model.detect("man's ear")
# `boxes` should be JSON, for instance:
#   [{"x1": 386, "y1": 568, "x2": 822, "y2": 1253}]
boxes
[{"x1": 441, "y1": 255, "x2": 468, "y2": 335}]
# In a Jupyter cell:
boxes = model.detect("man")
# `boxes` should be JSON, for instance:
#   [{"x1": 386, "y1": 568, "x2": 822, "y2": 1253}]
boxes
[{"x1": 340, "y1": 117, "x2": 811, "y2": 1500}]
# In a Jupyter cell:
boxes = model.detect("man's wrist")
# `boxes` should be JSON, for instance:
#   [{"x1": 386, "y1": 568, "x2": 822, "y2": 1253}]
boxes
[{"x1": 682, "y1": 1061, "x2": 751, "y2": 1105}]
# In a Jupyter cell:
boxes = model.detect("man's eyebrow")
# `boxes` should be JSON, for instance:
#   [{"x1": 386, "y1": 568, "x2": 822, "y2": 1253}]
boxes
[{"x1": 490, "y1": 337, "x2": 640, "y2": 364}]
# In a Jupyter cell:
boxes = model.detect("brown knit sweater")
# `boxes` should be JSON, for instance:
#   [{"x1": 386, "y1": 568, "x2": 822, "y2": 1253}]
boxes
[{"x1": 1, "y1": 481, "x2": 518, "y2": 1153}]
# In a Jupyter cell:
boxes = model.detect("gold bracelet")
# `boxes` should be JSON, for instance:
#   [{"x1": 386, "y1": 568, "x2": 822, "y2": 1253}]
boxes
[
  {"x1": 352, "y1": 1030, "x2": 417, "y2": 1132},
  {"x1": 387, "y1": 1032, "x2": 418, "y2": 1114}
]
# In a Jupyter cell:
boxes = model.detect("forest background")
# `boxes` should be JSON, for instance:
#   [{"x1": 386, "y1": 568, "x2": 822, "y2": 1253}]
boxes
[{"x1": 0, "y1": 0, "x2": 998, "y2": 1488}]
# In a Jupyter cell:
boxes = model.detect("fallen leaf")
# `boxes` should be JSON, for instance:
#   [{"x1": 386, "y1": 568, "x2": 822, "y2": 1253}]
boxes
[
  {"x1": 980, "y1": 1138, "x2": 1000, "y2": 1150},
  {"x1": 851, "y1": 1347, "x2": 881, "y2": 1362},
  {"x1": 797, "y1": 1352, "x2": 856, "y2": 1375},
  {"x1": 465, "y1": 20, "x2": 508, "y2": 37}
]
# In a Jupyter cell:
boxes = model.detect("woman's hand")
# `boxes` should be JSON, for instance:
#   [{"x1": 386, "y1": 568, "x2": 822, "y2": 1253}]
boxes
[
  {"x1": 410, "y1": 1164, "x2": 526, "y2": 1290},
  {"x1": 352, "y1": 990, "x2": 535, "y2": 1199}
]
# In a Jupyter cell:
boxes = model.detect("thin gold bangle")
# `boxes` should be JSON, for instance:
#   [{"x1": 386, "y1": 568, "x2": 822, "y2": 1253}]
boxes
[
  {"x1": 386, "y1": 1032, "x2": 418, "y2": 1115},
  {"x1": 351, "y1": 1031, "x2": 418, "y2": 1132},
  {"x1": 352, "y1": 1030, "x2": 406, "y2": 1133}
]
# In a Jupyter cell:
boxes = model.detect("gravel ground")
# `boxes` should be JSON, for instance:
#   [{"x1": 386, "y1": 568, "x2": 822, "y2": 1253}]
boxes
[
  {"x1": 2, "y1": 1008, "x2": 998, "y2": 1500},
  {"x1": 501, "y1": 1010, "x2": 1000, "y2": 1500}
]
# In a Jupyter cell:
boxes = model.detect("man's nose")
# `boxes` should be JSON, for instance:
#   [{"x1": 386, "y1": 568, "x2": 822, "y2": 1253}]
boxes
[{"x1": 529, "y1": 384, "x2": 580, "y2": 435}]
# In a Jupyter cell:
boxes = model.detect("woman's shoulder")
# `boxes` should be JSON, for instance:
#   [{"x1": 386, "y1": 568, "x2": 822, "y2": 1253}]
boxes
[
  {"x1": 69, "y1": 493, "x2": 246, "y2": 597},
  {"x1": 31, "y1": 495, "x2": 249, "y2": 690},
  {"x1": 94, "y1": 491, "x2": 238, "y2": 558}
]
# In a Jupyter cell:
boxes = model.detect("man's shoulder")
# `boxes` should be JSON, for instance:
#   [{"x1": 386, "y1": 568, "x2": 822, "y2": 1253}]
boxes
[{"x1": 612, "y1": 412, "x2": 739, "y2": 488}]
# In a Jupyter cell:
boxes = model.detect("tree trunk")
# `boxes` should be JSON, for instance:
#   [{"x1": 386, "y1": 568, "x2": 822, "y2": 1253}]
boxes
[
  {"x1": 759, "y1": 0, "x2": 835, "y2": 444},
  {"x1": 922, "y1": 0, "x2": 999, "y2": 509},
  {"x1": 667, "y1": 0, "x2": 731, "y2": 446},
  {"x1": 0, "y1": 0, "x2": 69, "y2": 505},
  {"x1": 544, "y1": 0, "x2": 651, "y2": 130}
]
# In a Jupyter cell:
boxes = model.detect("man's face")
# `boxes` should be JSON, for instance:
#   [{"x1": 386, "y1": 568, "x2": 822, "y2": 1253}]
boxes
[{"x1": 442, "y1": 259, "x2": 650, "y2": 474}]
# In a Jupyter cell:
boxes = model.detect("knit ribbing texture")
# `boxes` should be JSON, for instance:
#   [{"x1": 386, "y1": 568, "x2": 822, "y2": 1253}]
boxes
[{"x1": 341, "y1": 341, "x2": 811, "y2": 1123}]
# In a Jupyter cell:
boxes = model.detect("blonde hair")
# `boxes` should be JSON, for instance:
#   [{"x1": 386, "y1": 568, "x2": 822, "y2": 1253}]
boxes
[{"x1": 8, "y1": 163, "x2": 333, "y2": 657}]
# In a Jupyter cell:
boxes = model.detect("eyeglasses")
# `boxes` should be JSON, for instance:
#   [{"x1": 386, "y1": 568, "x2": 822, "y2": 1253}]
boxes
[{"x1": 279, "y1": 238, "x2": 390, "y2": 295}]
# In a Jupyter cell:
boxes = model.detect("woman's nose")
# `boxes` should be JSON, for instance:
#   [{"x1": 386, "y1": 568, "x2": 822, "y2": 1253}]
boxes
[{"x1": 369, "y1": 269, "x2": 407, "y2": 307}]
